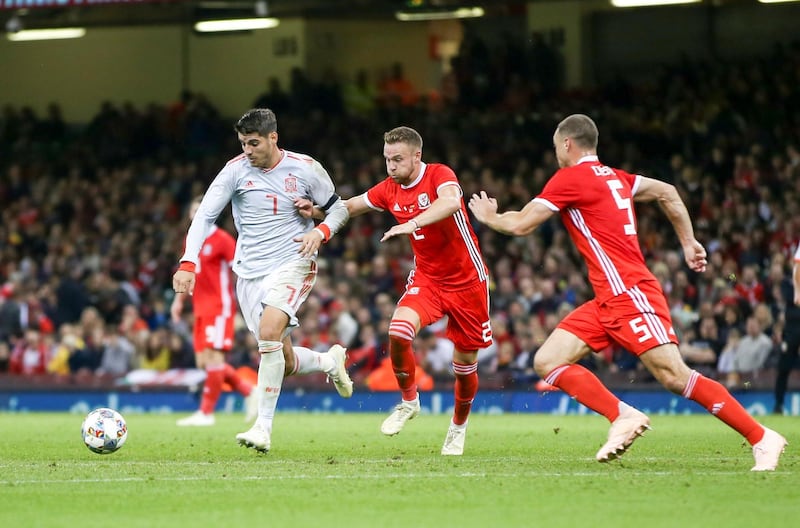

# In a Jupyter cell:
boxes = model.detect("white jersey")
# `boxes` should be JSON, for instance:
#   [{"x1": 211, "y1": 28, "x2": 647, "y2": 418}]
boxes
[{"x1": 181, "y1": 149, "x2": 339, "y2": 279}]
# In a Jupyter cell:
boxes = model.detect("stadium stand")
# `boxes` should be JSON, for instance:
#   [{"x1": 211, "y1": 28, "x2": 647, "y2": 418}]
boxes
[{"x1": 1, "y1": 35, "x2": 799, "y2": 399}]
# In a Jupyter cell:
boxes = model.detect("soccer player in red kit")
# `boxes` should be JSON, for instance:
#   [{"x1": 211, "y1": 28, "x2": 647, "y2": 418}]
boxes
[
  {"x1": 301, "y1": 126, "x2": 492, "y2": 455},
  {"x1": 173, "y1": 196, "x2": 256, "y2": 426},
  {"x1": 469, "y1": 113, "x2": 786, "y2": 471}
]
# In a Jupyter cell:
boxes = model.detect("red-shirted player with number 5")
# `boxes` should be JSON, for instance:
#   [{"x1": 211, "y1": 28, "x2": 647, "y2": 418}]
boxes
[{"x1": 469, "y1": 113, "x2": 786, "y2": 471}]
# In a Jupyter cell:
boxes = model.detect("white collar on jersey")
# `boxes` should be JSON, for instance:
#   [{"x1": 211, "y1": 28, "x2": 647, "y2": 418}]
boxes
[
  {"x1": 401, "y1": 162, "x2": 427, "y2": 189},
  {"x1": 577, "y1": 155, "x2": 599, "y2": 164}
]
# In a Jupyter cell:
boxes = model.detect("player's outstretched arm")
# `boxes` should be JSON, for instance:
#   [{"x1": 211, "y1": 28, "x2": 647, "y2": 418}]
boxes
[
  {"x1": 170, "y1": 292, "x2": 187, "y2": 323},
  {"x1": 635, "y1": 176, "x2": 707, "y2": 272},
  {"x1": 468, "y1": 191, "x2": 553, "y2": 236}
]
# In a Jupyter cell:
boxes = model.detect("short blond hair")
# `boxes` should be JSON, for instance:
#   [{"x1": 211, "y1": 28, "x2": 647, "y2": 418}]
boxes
[{"x1": 384, "y1": 126, "x2": 422, "y2": 150}]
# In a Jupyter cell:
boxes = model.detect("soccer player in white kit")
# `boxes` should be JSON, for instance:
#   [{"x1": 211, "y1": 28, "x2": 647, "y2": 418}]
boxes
[{"x1": 172, "y1": 108, "x2": 352, "y2": 453}]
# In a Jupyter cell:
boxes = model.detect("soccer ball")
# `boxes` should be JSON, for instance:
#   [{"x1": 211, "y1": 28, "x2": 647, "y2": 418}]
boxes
[{"x1": 81, "y1": 407, "x2": 128, "y2": 454}]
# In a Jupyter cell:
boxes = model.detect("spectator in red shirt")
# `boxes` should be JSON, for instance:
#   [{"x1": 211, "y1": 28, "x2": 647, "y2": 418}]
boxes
[
  {"x1": 9, "y1": 327, "x2": 49, "y2": 375},
  {"x1": 734, "y1": 264, "x2": 765, "y2": 307}
]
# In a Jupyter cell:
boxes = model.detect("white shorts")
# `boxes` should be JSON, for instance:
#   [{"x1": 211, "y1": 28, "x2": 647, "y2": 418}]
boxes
[{"x1": 236, "y1": 259, "x2": 318, "y2": 339}]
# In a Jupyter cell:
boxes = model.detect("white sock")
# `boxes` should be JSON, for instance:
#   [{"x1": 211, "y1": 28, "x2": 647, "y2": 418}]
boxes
[
  {"x1": 291, "y1": 345, "x2": 335, "y2": 376},
  {"x1": 256, "y1": 340, "x2": 285, "y2": 431}
]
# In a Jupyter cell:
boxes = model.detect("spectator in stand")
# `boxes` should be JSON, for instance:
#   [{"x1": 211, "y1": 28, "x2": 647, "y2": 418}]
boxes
[
  {"x1": 345, "y1": 322, "x2": 382, "y2": 380},
  {"x1": 118, "y1": 304, "x2": 149, "y2": 354},
  {"x1": 139, "y1": 327, "x2": 172, "y2": 371},
  {"x1": 326, "y1": 298, "x2": 359, "y2": 349},
  {"x1": 342, "y1": 69, "x2": 378, "y2": 118},
  {"x1": 9, "y1": 327, "x2": 49, "y2": 375},
  {"x1": 47, "y1": 324, "x2": 84, "y2": 376},
  {"x1": 733, "y1": 316, "x2": 774, "y2": 376},
  {"x1": 717, "y1": 301, "x2": 745, "y2": 344},
  {"x1": 0, "y1": 282, "x2": 23, "y2": 348},
  {"x1": 54, "y1": 265, "x2": 90, "y2": 326},
  {"x1": 679, "y1": 316, "x2": 723, "y2": 373},
  {"x1": 68, "y1": 314, "x2": 104, "y2": 374},
  {"x1": 417, "y1": 327, "x2": 455, "y2": 381},
  {"x1": 252, "y1": 77, "x2": 291, "y2": 116},
  {"x1": 378, "y1": 62, "x2": 417, "y2": 108},
  {"x1": 774, "y1": 243, "x2": 800, "y2": 414},
  {"x1": 166, "y1": 328, "x2": 196, "y2": 369},
  {"x1": 366, "y1": 254, "x2": 399, "y2": 302},
  {"x1": 734, "y1": 264, "x2": 765, "y2": 307},
  {"x1": 96, "y1": 325, "x2": 136, "y2": 378},
  {"x1": 0, "y1": 342, "x2": 10, "y2": 372},
  {"x1": 510, "y1": 329, "x2": 539, "y2": 385},
  {"x1": 751, "y1": 302, "x2": 775, "y2": 338},
  {"x1": 717, "y1": 327, "x2": 741, "y2": 387}
]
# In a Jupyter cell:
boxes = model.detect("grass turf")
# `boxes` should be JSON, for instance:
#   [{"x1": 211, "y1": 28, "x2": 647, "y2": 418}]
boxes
[{"x1": 0, "y1": 412, "x2": 796, "y2": 528}]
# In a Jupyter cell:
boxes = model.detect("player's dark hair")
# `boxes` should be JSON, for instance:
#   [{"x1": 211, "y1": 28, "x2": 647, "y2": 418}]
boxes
[
  {"x1": 235, "y1": 108, "x2": 278, "y2": 136},
  {"x1": 557, "y1": 114, "x2": 598, "y2": 149},
  {"x1": 384, "y1": 126, "x2": 422, "y2": 151}
]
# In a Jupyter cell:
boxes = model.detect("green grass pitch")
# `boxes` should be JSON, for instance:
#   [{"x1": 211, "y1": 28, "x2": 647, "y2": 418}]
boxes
[{"x1": 1, "y1": 412, "x2": 796, "y2": 528}]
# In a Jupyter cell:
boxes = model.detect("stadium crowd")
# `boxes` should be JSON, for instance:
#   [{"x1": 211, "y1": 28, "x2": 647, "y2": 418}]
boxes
[{"x1": 1, "y1": 34, "x2": 799, "y2": 397}]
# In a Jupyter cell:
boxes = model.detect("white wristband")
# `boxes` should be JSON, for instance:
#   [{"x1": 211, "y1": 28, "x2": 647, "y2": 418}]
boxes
[{"x1": 409, "y1": 219, "x2": 420, "y2": 230}]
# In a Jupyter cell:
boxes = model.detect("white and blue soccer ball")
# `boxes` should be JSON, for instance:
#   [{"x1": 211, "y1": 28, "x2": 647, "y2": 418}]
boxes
[{"x1": 81, "y1": 408, "x2": 128, "y2": 454}]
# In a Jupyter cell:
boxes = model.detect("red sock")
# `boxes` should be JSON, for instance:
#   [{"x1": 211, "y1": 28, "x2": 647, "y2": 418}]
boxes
[
  {"x1": 388, "y1": 320, "x2": 417, "y2": 401},
  {"x1": 453, "y1": 361, "x2": 478, "y2": 425},
  {"x1": 200, "y1": 366, "x2": 225, "y2": 414},
  {"x1": 223, "y1": 363, "x2": 253, "y2": 396},
  {"x1": 545, "y1": 364, "x2": 622, "y2": 422},
  {"x1": 683, "y1": 371, "x2": 764, "y2": 445}
]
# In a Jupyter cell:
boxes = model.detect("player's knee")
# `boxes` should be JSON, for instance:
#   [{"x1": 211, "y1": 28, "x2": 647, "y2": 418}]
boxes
[
  {"x1": 532, "y1": 353, "x2": 556, "y2": 378},
  {"x1": 388, "y1": 319, "x2": 416, "y2": 351},
  {"x1": 257, "y1": 340, "x2": 283, "y2": 355},
  {"x1": 654, "y1": 368, "x2": 687, "y2": 394}
]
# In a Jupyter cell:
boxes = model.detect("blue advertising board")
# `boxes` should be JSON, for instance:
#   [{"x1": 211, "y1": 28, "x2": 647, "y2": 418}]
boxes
[{"x1": 1, "y1": 388, "x2": 796, "y2": 416}]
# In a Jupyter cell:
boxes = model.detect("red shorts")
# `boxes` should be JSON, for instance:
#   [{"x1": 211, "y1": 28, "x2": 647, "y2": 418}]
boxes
[
  {"x1": 398, "y1": 276, "x2": 492, "y2": 351},
  {"x1": 557, "y1": 279, "x2": 678, "y2": 356},
  {"x1": 193, "y1": 314, "x2": 235, "y2": 353}
]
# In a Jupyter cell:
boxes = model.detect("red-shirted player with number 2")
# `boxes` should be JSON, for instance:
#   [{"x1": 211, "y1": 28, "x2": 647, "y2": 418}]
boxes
[
  {"x1": 469, "y1": 113, "x2": 786, "y2": 471},
  {"x1": 301, "y1": 126, "x2": 492, "y2": 455}
]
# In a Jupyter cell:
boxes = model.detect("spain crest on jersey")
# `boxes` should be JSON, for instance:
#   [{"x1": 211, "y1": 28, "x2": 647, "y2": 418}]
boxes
[
  {"x1": 284, "y1": 177, "x2": 298, "y2": 193},
  {"x1": 417, "y1": 193, "x2": 430, "y2": 209}
]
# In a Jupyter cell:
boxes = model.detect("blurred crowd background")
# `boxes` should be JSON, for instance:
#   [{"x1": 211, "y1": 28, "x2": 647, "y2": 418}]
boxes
[{"x1": 1, "y1": 32, "x2": 799, "y2": 394}]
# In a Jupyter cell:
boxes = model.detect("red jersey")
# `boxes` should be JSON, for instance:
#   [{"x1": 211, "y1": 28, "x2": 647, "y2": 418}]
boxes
[
  {"x1": 365, "y1": 162, "x2": 488, "y2": 291},
  {"x1": 193, "y1": 226, "x2": 236, "y2": 317},
  {"x1": 534, "y1": 156, "x2": 655, "y2": 304}
]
